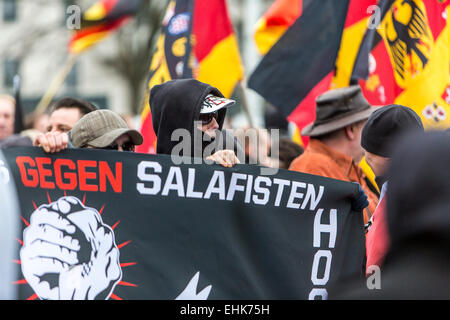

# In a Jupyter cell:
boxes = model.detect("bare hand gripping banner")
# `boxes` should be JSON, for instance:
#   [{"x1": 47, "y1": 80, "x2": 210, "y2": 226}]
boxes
[{"x1": 2, "y1": 147, "x2": 365, "y2": 300}]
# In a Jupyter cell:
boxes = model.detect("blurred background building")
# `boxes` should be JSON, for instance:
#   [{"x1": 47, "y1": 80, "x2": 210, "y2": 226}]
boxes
[{"x1": 0, "y1": 0, "x2": 273, "y2": 128}]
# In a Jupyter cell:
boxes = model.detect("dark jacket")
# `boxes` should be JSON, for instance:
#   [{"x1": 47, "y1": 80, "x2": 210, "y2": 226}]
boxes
[
  {"x1": 150, "y1": 79, "x2": 242, "y2": 159},
  {"x1": 0, "y1": 134, "x2": 32, "y2": 148},
  {"x1": 329, "y1": 131, "x2": 450, "y2": 299}
]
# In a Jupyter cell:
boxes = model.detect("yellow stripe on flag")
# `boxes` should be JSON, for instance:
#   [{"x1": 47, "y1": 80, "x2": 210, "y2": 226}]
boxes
[
  {"x1": 254, "y1": 19, "x2": 289, "y2": 56},
  {"x1": 147, "y1": 34, "x2": 172, "y2": 88},
  {"x1": 197, "y1": 34, "x2": 244, "y2": 98},
  {"x1": 359, "y1": 157, "x2": 380, "y2": 194},
  {"x1": 84, "y1": 3, "x2": 107, "y2": 21},
  {"x1": 394, "y1": 8, "x2": 450, "y2": 130},
  {"x1": 291, "y1": 126, "x2": 304, "y2": 147},
  {"x1": 70, "y1": 31, "x2": 110, "y2": 54},
  {"x1": 332, "y1": 18, "x2": 370, "y2": 89}
]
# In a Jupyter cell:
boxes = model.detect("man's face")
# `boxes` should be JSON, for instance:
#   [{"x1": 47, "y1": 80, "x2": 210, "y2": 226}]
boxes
[
  {"x1": 197, "y1": 112, "x2": 219, "y2": 139},
  {"x1": 34, "y1": 113, "x2": 50, "y2": 133},
  {"x1": 350, "y1": 121, "x2": 367, "y2": 164},
  {"x1": 112, "y1": 134, "x2": 135, "y2": 152},
  {"x1": 0, "y1": 97, "x2": 15, "y2": 140},
  {"x1": 365, "y1": 151, "x2": 390, "y2": 177},
  {"x1": 90, "y1": 134, "x2": 136, "y2": 152},
  {"x1": 48, "y1": 107, "x2": 82, "y2": 133}
]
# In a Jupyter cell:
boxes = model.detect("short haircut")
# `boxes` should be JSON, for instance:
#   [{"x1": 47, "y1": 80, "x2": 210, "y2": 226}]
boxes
[
  {"x1": 49, "y1": 97, "x2": 97, "y2": 116},
  {"x1": 315, "y1": 119, "x2": 367, "y2": 142},
  {"x1": 0, "y1": 94, "x2": 16, "y2": 107},
  {"x1": 276, "y1": 137, "x2": 304, "y2": 170}
]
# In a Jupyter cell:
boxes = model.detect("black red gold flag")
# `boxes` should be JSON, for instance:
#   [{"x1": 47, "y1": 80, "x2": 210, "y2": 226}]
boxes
[{"x1": 248, "y1": 0, "x2": 350, "y2": 146}]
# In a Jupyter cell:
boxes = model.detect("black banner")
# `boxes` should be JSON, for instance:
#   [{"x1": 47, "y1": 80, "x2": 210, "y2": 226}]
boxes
[{"x1": 2, "y1": 147, "x2": 365, "y2": 300}]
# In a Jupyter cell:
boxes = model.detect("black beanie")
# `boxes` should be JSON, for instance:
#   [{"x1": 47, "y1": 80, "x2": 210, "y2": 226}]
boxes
[{"x1": 361, "y1": 104, "x2": 424, "y2": 157}]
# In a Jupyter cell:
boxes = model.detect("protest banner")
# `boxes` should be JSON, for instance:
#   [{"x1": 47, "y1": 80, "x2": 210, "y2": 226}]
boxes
[{"x1": 2, "y1": 147, "x2": 365, "y2": 300}]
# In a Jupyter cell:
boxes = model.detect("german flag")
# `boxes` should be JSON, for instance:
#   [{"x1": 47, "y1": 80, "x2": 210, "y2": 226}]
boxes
[
  {"x1": 254, "y1": 0, "x2": 303, "y2": 55},
  {"x1": 332, "y1": 0, "x2": 379, "y2": 89},
  {"x1": 248, "y1": 0, "x2": 350, "y2": 146},
  {"x1": 253, "y1": 0, "x2": 304, "y2": 146},
  {"x1": 354, "y1": 0, "x2": 450, "y2": 130},
  {"x1": 136, "y1": 0, "x2": 243, "y2": 154},
  {"x1": 68, "y1": 0, "x2": 140, "y2": 54}
]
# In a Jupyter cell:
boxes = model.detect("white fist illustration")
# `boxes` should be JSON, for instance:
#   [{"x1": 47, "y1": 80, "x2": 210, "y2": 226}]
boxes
[{"x1": 20, "y1": 196, "x2": 122, "y2": 300}]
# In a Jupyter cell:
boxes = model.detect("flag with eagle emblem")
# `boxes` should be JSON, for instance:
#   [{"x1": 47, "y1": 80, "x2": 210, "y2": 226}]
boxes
[{"x1": 354, "y1": 0, "x2": 450, "y2": 130}]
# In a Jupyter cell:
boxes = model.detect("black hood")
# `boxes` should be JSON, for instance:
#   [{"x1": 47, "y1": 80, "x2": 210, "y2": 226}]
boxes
[
  {"x1": 150, "y1": 79, "x2": 227, "y2": 156},
  {"x1": 387, "y1": 130, "x2": 450, "y2": 246}
]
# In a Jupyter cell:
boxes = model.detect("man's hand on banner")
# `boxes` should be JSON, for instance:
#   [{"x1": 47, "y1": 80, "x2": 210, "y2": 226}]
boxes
[
  {"x1": 206, "y1": 149, "x2": 240, "y2": 168},
  {"x1": 33, "y1": 131, "x2": 69, "y2": 153},
  {"x1": 20, "y1": 197, "x2": 122, "y2": 300},
  {"x1": 351, "y1": 183, "x2": 369, "y2": 213}
]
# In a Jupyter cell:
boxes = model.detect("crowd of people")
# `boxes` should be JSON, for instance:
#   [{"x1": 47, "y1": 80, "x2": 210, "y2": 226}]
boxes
[{"x1": 0, "y1": 79, "x2": 449, "y2": 299}]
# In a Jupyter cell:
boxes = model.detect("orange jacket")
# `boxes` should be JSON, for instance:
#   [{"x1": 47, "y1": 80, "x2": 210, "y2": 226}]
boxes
[{"x1": 289, "y1": 139, "x2": 379, "y2": 224}]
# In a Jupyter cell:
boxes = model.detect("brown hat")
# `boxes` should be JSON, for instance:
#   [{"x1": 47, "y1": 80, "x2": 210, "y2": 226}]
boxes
[
  {"x1": 302, "y1": 85, "x2": 377, "y2": 137},
  {"x1": 70, "y1": 109, "x2": 143, "y2": 148}
]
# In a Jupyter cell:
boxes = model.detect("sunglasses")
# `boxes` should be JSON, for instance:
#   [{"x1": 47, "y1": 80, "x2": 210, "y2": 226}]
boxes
[
  {"x1": 101, "y1": 141, "x2": 136, "y2": 152},
  {"x1": 199, "y1": 111, "x2": 219, "y2": 125}
]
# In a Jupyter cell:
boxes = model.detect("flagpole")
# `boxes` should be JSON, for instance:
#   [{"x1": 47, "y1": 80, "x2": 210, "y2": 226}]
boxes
[
  {"x1": 237, "y1": 81, "x2": 255, "y2": 128},
  {"x1": 34, "y1": 53, "x2": 79, "y2": 114},
  {"x1": 13, "y1": 74, "x2": 25, "y2": 133}
]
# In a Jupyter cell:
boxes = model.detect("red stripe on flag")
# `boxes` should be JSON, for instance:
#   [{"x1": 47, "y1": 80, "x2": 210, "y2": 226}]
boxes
[
  {"x1": 193, "y1": 0, "x2": 234, "y2": 62},
  {"x1": 359, "y1": 40, "x2": 401, "y2": 106},
  {"x1": 263, "y1": 0, "x2": 303, "y2": 27},
  {"x1": 344, "y1": 0, "x2": 378, "y2": 28},
  {"x1": 422, "y1": 0, "x2": 448, "y2": 40},
  {"x1": 69, "y1": 18, "x2": 127, "y2": 43},
  {"x1": 136, "y1": 110, "x2": 157, "y2": 154},
  {"x1": 102, "y1": 0, "x2": 120, "y2": 13},
  {"x1": 287, "y1": 72, "x2": 334, "y2": 147}
]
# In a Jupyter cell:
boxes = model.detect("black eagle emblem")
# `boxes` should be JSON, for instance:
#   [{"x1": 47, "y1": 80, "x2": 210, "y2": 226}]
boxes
[{"x1": 385, "y1": 0, "x2": 431, "y2": 79}]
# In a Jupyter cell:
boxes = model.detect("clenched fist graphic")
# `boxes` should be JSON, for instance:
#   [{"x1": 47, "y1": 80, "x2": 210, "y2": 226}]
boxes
[{"x1": 20, "y1": 196, "x2": 122, "y2": 300}]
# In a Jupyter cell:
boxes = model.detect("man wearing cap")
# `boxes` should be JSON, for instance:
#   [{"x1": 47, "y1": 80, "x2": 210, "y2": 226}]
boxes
[
  {"x1": 34, "y1": 109, "x2": 143, "y2": 153},
  {"x1": 150, "y1": 79, "x2": 242, "y2": 167},
  {"x1": 289, "y1": 85, "x2": 379, "y2": 224},
  {"x1": 362, "y1": 104, "x2": 424, "y2": 274}
]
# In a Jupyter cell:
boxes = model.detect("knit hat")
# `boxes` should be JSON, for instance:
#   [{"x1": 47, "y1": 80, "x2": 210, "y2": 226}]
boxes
[{"x1": 361, "y1": 104, "x2": 424, "y2": 157}]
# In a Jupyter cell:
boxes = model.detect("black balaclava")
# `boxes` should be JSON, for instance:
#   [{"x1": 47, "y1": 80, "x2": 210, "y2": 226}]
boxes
[{"x1": 150, "y1": 79, "x2": 227, "y2": 158}]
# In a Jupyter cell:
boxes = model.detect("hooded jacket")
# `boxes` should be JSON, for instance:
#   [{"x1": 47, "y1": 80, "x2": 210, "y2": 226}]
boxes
[
  {"x1": 387, "y1": 130, "x2": 450, "y2": 247},
  {"x1": 150, "y1": 79, "x2": 241, "y2": 159}
]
